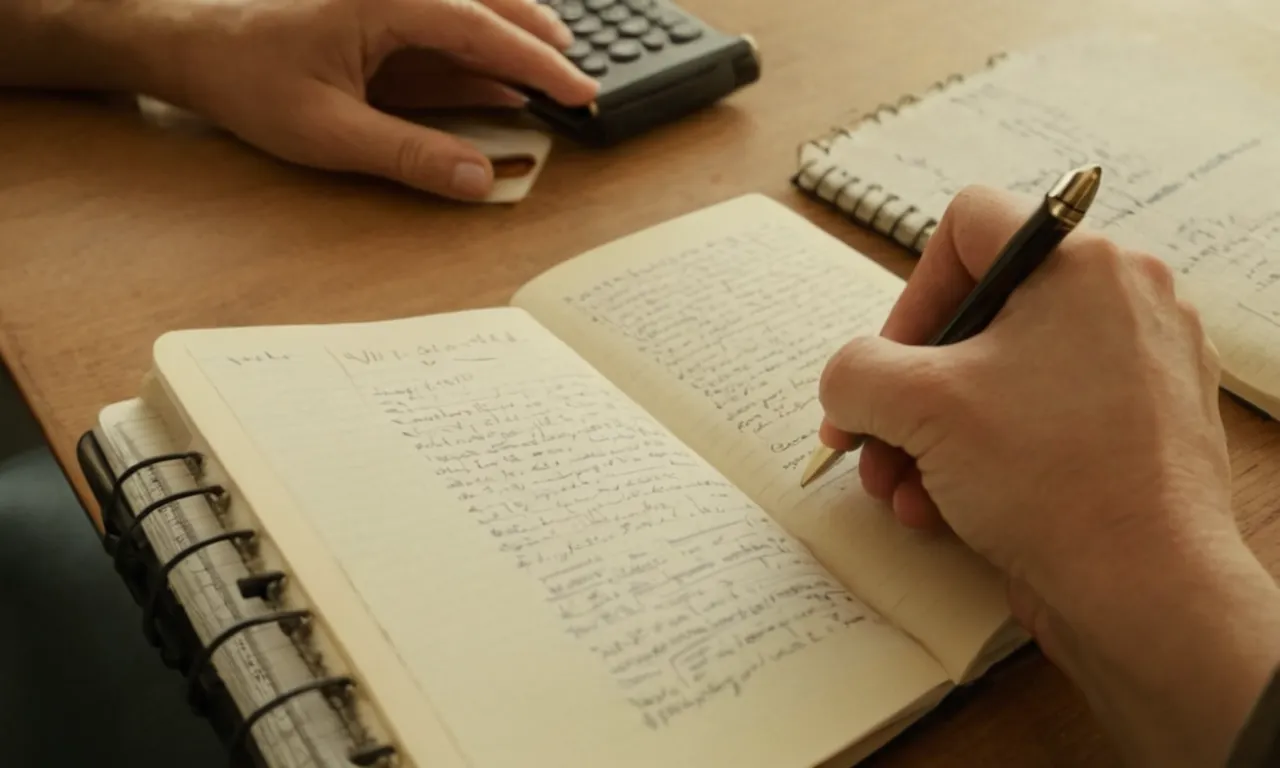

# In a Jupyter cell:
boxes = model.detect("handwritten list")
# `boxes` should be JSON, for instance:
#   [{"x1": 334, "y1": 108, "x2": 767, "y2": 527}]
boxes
[
  {"x1": 181, "y1": 315, "x2": 875, "y2": 735},
  {"x1": 557, "y1": 221, "x2": 898, "y2": 479}
]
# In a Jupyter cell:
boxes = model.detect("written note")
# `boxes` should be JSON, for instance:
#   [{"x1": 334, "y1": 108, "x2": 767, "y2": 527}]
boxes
[
  {"x1": 558, "y1": 222, "x2": 897, "y2": 475},
  {"x1": 188, "y1": 320, "x2": 873, "y2": 733},
  {"x1": 343, "y1": 335, "x2": 867, "y2": 728},
  {"x1": 818, "y1": 32, "x2": 1280, "y2": 332}
]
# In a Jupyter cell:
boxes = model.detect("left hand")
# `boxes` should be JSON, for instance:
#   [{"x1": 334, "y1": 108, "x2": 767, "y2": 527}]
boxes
[{"x1": 135, "y1": 0, "x2": 598, "y2": 199}]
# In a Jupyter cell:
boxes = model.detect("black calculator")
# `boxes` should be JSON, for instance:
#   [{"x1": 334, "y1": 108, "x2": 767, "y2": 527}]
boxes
[{"x1": 526, "y1": 0, "x2": 760, "y2": 145}]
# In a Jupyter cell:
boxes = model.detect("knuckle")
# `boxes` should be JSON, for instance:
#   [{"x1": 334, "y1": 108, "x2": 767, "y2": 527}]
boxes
[
  {"x1": 394, "y1": 137, "x2": 431, "y2": 182},
  {"x1": 898, "y1": 354, "x2": 966, "y2": 450},
  {"x1": 818, "y1": 337, "x2": 870, "y2": 409},
  {"x1": 1132, "y1": 250, "x2": 1176, "y2": 292},
  {"x1": 1203, "y1": 335, "x2": 1223, "y2": 378},
  {"x1": 444, "y1": 0, "x2": 490, "y2": 57},
  {"x1": 899, "y1": 352, "x2": 955, "y2": 404},
  {"x1": 1177, "y1": 298, "x2": 1205, "y2": 336},
  {"x1": 1065, "y1": 232, "x2": 1125, "y2": 270}
]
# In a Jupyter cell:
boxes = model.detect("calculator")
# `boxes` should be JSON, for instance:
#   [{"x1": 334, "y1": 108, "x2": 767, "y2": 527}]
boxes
[{"x1": 527, "y1": 0, "x2": 761, "y2": 145}]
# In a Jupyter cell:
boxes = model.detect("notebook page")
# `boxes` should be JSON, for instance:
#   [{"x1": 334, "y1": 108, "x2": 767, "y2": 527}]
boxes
[
  {"x1": 95, "y1": 398, "x2": 355, "y2": 768},
  {"x1": 149, "y1": 307, "x2": 949, "y2": 768},
  {"x1": 799, "y1": 31, "x2": 1280, "y2": 416},
  {"x1": 513, "y1": 194, "x2": 1015, "y2": 682}
]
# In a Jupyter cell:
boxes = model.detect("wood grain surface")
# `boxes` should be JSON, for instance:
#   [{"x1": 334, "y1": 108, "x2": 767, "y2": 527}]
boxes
[{"x1": 1, "y1": 0, "x2": 1278, "y2": 764}]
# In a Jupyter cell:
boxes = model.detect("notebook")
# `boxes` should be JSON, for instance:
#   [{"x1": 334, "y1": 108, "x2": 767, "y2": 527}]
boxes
[
  {"x1": 792, "y1": 31, "x2": 1280, "y2": 419},
  {"x1": 85, "y1": 193, "x2": 1029, "y2": 768}
]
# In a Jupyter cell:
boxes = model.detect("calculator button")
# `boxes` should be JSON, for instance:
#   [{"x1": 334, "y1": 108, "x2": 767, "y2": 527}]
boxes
[
  {"x1": 579, "y1": 52, "x2": 609, "y2": 75},
  {"x1": 556, "y1": 1, "x2": 585, "y2": 21},
  {"x1": 657, "y1": 10, "x2": 684, "y2": 27},
  {"x1": 585, "y1": 0, "x2": 613, "y2": 9},
  {"x1": 668, "y1": 22, "x2": 702, "y2": 42},
  {"x1": 600, "y1": 4, "x2": 630, "y2": 23},
  {"x1": 589, "y1": 27, "x2": 619, "y2": 46},
  {"x1": 607, "y1": 39, "x2": 642, "y2": 62},
  {"x1": 570, "y1": 15, "x2": 602, "y2": 34},
  {"x1": 640, "y1": 29, "x2": 666, "y2": 50},
  {"x1": 644, "y1": 6, "x2": 663, "y2": 22},
  {"x1": 565, "y1": 39, "x2": 592, "y2": 60},
  {"x1": 625, "y1": 0, "x2": 654, "y2": 10},
  {"x1": 619, "y1": 16, "x2": 650, "y2": 36}
]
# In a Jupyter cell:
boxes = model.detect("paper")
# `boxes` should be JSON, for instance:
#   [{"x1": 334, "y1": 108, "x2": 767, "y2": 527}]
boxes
[
  {"x1": 411, "y1": 115, "x2": 553, "y2": 204},
  {"x1": 150, "y1": 306, "x2": 948, "y2": 768}
]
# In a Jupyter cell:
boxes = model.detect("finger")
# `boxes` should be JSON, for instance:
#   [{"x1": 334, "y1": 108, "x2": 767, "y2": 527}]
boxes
[
  {"x1": 881, "y1": 185, "x2": 1037, "y2": 344},
  {"x1": 817, "y1": 335, "x2": 953, "y2": 455},
  {"x1": 376, "y1": 73, "x2": 527, "y2": 109},
  {"x1": 1005, "y1": 577, "x2": 1073, "y2": 671},
  {"x1": 478, "y1": 0, "x2": 575, "y2": 50},
  {"x1": 890, "y1": 465, "x2": 945, "y2": 530},
  {"x1": 858, "y1": 438, "x2": 912, "y2": 501},
  {"x1": 368, "y1": 50, "x2": 528, "y2": 109},
  {"x1": 822, "y1": 186, "x2": 1031, "y2": 460},
  {"x1": 300, "y1": 85, "x2": 495, "y2": 199},
  {"x1": 388, "y1": 0, "x2": 598, "y2": 106},
  {"x1": 818, "y1": 419, "x2": 862, "y2": 450}
]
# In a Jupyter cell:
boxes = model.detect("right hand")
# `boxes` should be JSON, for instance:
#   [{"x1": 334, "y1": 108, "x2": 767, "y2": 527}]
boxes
[
  {"x1": 816, "y1": 185, "x2": 1280, "y2": 767},
  {"x1": 134, "y1": 0, "x2": 597, "y2": 199}
]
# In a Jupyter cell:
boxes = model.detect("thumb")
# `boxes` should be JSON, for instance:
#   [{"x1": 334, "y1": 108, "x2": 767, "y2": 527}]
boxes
[
  {"x1": 294, "y1": 86, "x2": 494, "y2": 200},
  {"x1": 817, "y1": 335, "x2": 954, "y2": 456}
]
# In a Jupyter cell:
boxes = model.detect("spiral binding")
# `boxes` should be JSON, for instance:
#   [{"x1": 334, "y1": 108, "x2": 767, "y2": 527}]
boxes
[
  {"x1": 106, "y1": 446, "x2": 400, "y2": 768},
  {"x1": 790, "y1": 53, "x2": 1009, "y2": 253},
  {"x1": 112, "y1": 485, "x2": 227, "y2": 572},
  {"x1": 228, "y1": 677, "x2": 357, "y2": 764},
  {"x1": 185, "y1": 610, "x2": 312, "y2": 706}
]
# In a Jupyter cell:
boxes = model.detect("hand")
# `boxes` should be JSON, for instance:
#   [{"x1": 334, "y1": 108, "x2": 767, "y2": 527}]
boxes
[
  {"x1": 816, "y1": 185, "x2": 1280, "y2": 766},
  {"x1": 138, "y1": 0, "x2": 597, "y2": 199}
]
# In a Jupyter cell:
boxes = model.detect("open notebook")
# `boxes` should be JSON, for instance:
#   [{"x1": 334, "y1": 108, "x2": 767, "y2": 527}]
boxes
[
  {"x1": 88, "y1": 194, "x2": 1025, "y2": 768},
  {"x1": 792, "y1": 31, "x2": 1280, "y2": 419}
]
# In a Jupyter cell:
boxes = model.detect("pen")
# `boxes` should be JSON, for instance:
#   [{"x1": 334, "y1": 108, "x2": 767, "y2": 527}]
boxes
[{"x1": 799, "y1": 163, "x2": 1104, "y2": 488}]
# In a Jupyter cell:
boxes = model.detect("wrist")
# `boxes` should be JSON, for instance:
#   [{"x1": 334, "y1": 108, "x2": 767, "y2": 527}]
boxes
[
  {"x1": 6, "y1": 0, "x2": 185, "y2": 99},
  {"x1": 1038, "y1": 515, "x2": 1280, "y2": 765}
]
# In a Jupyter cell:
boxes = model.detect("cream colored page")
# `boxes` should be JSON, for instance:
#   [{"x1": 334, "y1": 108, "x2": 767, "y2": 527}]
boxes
[
  {"x1": 799, "y1": 31, "x2": 1280, "y2": 416},
  {"x1": 513, "y1": 194, "x2": 1012, "y2": 681},
  {"x1": 151, "y1": 307, "x2": 948, "y2": 768}
]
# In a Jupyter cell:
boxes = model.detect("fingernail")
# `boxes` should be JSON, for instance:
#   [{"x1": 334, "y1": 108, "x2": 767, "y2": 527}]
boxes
[{"x1": 452, "y1": 161, "x2": 491, "y2": 199}]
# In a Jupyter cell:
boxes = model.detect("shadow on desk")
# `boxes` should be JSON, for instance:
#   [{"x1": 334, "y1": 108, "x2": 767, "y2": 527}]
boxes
[{"x1": 0, "y1": 362, "x2": 222, "y2": 766}]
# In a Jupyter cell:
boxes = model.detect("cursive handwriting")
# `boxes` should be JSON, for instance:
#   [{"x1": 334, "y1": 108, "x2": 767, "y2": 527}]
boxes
[
  {"x1": 559, "y1": 223, "x2": 896, "y2": 474},
  {"x1": 336, "y1": 338, "x2": 868, "y2": 729}
]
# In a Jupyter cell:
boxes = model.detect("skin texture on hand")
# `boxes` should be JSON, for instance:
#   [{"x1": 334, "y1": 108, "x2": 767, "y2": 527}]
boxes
[
  {"x1": 2, "y1": 0, "x2": 599, "y2": 200},
  {"x1": 817, "y1": 185, "x2": 1280, "y2": 767}
]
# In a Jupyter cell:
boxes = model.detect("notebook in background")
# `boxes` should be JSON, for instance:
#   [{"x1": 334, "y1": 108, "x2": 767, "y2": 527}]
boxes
[{"x1": 791, "y1": 31, "x2": 1280, "y2": 419}]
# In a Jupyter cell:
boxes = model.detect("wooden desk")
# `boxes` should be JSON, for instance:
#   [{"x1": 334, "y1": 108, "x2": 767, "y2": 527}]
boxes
[{"x1": 1, "y1": 0, "x2": 1278, "y2": 764}]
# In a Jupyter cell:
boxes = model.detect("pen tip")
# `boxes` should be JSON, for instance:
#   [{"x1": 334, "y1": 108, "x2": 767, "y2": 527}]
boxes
[{"x1": 799, "y1": 445, "x2": 842, "y2": 488}]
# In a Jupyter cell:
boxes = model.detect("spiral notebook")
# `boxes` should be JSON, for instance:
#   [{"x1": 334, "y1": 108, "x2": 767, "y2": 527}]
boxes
[
  {"x1": 792, "y1": 31, "x2": 1280, "y2": 420},
  {"x1": 77, "y1": 193, "x2": 1032, "y2": 768}
]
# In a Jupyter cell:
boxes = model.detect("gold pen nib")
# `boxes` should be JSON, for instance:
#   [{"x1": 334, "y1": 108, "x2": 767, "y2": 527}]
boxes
[
  {"x1": 799, "y1": 446, "x2": 843, "y2": 488},
  {"x1": 799, "y1": 435, "x2": 868, "y2": 488}
]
